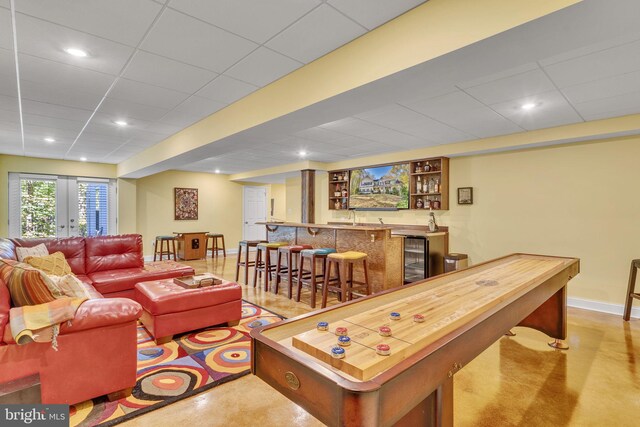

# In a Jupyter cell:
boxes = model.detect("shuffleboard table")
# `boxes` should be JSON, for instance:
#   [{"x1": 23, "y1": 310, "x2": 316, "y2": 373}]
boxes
[{"x1": 250, "y1": 253, "x2": 580, "y2": 426}]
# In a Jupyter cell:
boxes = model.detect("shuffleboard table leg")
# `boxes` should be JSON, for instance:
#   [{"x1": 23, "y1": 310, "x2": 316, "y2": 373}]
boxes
[
  {"x1": 517, "y1": 275, "x2": 567, "y2": 344},
  {"x1": 393, "y1": 376, "x2": 453, "y2": 427}
]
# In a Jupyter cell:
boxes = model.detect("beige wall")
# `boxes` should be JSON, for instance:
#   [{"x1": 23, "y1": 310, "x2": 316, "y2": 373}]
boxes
[
  {"x1": 117, "y1": 178, "x2": 137, "y2": 234},
  {"x1": 285, "y1": 176, "x2": 302, "y2": 222},
  {"x1": 135, "y1": 170, "x2": 245, "y2": 256},
  {"x1": 269, "y1": 183, "x2": 287, "y2": 220},
  {"x1": 314, "y1": 137, "x2": 640, "y2": 307}
]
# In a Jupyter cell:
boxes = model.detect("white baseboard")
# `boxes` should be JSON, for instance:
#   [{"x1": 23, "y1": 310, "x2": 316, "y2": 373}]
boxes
[{"x1": 568, "y1": 297, "x2": 640, "y2": 319}]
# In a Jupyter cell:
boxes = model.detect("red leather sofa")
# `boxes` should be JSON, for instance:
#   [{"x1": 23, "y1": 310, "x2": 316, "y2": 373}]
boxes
[{"x1": 0, "y1": 234, "x2": 195, "y2": 404}]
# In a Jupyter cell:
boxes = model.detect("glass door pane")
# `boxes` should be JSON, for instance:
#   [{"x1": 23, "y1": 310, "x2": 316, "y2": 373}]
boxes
[
  {"x1": 77, "y1": 181, "x2": 110, "y2": 236},
  {"x1": 19, "y1": 178, "x2": 57, "y2": 238}
]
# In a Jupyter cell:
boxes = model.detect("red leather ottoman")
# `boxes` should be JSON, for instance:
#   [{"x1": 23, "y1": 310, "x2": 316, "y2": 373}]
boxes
[{"x1": 135, "y1": 278, "x2": 242, "y2": 344}]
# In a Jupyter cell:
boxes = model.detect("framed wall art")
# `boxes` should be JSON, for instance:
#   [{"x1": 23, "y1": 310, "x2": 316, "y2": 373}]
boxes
[
  {"x1": 174, "y1": 187, "x2": 198, "y2": 220},
  {"x1": 457, "y1": 187, "x2": 473, "y2": 205}
]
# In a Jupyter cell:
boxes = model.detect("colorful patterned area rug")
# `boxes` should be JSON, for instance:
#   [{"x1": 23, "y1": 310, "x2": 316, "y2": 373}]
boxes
[{"x1": 70, "y1": 301, "x2": 284, "y2": 427}]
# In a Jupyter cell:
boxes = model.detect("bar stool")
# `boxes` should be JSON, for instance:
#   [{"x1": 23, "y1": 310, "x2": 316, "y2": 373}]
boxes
[
  {"x1": 154, "y1": 235, "x2": 177, "y2": 261},
  {"x1": 296, "y1": 248, "x2": 336, "y2": 308},
  {"x1": 275, "y1": 245, "x2": 313, "y2": 299},
  {"x1": 253, "y1": 242, "x2": 288, "y2": 291},
  {"x1": 235, "y1": 240, "x2": 266, "y2": 285},
  {"x1": 205, "y1": 233, "x2": 226, "y2": 258},
  {"x1": 623, "y1": 259, "x2": 640, "y2": 320},
  {"x1": 322, "y1": 251, "x2": 370, "y2": 308}
]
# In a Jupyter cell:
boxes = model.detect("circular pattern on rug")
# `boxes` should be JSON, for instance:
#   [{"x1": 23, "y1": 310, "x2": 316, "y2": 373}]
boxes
[
  {"x1": 241, "y1": 304, "x2": 261, "y2": 318},
  {"x1": 179, "y1": 327, "x2": 244, "y2": 351},
  {"x1": 137, "y1": 341, "x2": 181, "y2": 368},
  {"x1": 204, "y1": 341, "x2": 251, "y2": 374},
  {"x1": 121, "y1": 365, "x2": 209, "y2": 409},
  {"x1": 237, "y1": 315, "x2": 282, "y2": 333}
]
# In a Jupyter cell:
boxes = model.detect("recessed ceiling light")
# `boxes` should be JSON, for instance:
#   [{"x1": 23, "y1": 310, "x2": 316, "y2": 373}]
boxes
[
  {"x1": 64, "y1": 47, "x2": 88, "y2": 57},
  {"x1": 521, "y1": 102, "x2": 536, "y2": 110},
  {"x1": 80, "y1": 157, "x2": 87, "y2": 162},
  {"x1": 44, "y1": 137, "x2": 55, "y2": 143},
  {"x1": 113, "y1": 120, "x2": 128, "y2": 127},
  {"x1": 214, "y1": 169, "x2": 220, "y2": 174},
  {"x1": 298, "y1": 150, "x2": 307, "y2": 157}
]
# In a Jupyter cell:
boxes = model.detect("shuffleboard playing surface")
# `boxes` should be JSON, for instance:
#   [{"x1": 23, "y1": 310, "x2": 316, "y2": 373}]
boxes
[{"x1": 292, "y1": 255, "x2": 569, "y2": 381}]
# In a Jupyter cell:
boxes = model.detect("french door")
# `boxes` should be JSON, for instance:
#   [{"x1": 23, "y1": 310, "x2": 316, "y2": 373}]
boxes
[{"x1": 8, "y1": 173, "x2": 116, "y2": 238}]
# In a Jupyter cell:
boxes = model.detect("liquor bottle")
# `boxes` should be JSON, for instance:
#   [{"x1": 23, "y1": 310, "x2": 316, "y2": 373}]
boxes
[
  {"x1": 334, "y1": 200, "x2": 341, "y2": 209},
  {"x1": 433, "y1": 199, "x2": 441, "y2": 209},
  {"x1": 416, "y1": 176, "x2": 422, "y2": 193},
  {"x1": 416, "y1": 198, "x2": 423, "y2": 209},
  {"x1": 424, "y1": 162, "x2": 431, "y2": 172},
  {"x1": 429, "y1": 178, "x2": 435, "y2": 194},
  {"x1": 422, "y1": 177, "x2": 428, "y2": 193},
  {"x1": 434, "y1": 179, "x2": 440, "y2": 193},
  {"x1": 341, "y1": 186, "x2": 348, "y2": 197},
  {"x1": 415, "y1": 162, "x2": 422, "y2": 173}
]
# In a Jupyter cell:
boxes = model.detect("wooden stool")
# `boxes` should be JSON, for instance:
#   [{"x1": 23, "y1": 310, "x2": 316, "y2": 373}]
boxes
[
  {"x1": 154, "y1": 236, "x2": 177, "y2": 261},
  {"x1": 206, "y1": 233, "x2": 226, "y2": 258},
  {"x1": 235, "y1": 240, "x2": 266, "y2": 285},
  {"x1": 322, "y1": 251, "x2": 370, "y2": 309},
  {"x1": 296, "y1": 248, "x2": 337, "y2": 308},
  {"x1": 275, "y1": 245, "x2": 313, "y2": 299},
  {"x1": 253, "y1": 242, "x2": 288, "y2": 291},
  {"x1": 623, "y1": 259, "x2": 640, "y2": 320}
]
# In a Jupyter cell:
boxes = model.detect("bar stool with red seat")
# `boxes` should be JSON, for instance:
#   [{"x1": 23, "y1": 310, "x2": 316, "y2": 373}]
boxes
[
  {"x1": 296, "y1": 248, "x2": 336, "y2": 308},
  {"x1": 275, "y1": 244, "x2": 313, "y2": 298},
  {"x1": 253, "y1": 242, "x2": 288, "y2": 291},
  {"x1": 322, "y1": 251, "x2": 370, "y2": 308},
  {"x1": 235, "y1": 239, "x2": 266, "y2": 285}
]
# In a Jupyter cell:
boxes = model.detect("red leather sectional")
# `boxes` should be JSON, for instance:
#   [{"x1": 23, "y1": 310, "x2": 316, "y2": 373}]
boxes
[{"x1": 0, "y1": 234, "x2": 194, "y2": 404}]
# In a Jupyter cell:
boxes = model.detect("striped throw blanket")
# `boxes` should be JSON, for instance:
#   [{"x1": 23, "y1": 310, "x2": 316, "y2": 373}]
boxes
[{"x1": 10, "y1": 297, "x2": 86, "y2": 351}]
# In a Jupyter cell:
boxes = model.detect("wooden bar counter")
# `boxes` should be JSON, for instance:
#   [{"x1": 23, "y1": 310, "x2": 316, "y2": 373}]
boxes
[
  {"x1": 261, "y1": 222, "x2": 404, "y2": 293},
  {"x1": 251, "y1": 253, "x2": 580, "y2": 427}
]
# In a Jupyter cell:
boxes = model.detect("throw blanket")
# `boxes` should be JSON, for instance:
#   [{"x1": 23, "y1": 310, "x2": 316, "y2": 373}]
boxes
[{"x1": 10, "y1": 297, "x2": 86, "y2": 351}]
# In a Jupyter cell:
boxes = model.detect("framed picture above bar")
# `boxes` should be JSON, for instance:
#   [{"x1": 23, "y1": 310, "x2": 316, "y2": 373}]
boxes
[
  {"x1": 457, "y1": 187, "x2": 473, "y2": 205},
  {"x1": 175, "y1": 187, "x2": 198, "y2": 220}
]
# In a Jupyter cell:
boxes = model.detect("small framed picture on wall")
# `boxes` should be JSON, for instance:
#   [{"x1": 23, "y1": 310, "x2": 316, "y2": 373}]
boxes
[{"x1": 458, "y1": 187, "x2": 473, "y2": 205}]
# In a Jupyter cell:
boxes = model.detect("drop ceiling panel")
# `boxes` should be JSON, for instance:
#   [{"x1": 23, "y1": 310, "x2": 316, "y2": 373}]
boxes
[
  {"x1": 318, "y1": 117, "x2": 392, "y2": 137},
  {"x1": 20, "y1": 80, "x2": 103, "y2": 110},
  {"x1": 543, "y1": 38, "x2": 640, "y2": 88},
  {"x1": 105, "y1": 78, "x2": 191, "y2": 110},
  {"x1": 196, "y1": 75, "x2": 258, "y2": 104},
  {"x1": 401, "y1": 118, "x2": 473, "y2": 144},
  {"x1": 359, "y1": 129, "x2": 427, "y2": 147},
  {"x1": 457, "y1": 63, "x2": 540, "y2": 89},
  {"x1": 141, "y1": 8, "x2": 258, "y2": 72},
  {"x1": 22, "y1": 113, "x2": 85, "y2": 133},
  {"x1": 225, "y1": 47, "x2": 302, "y2": 87},
  {"x1": 0, "y1": 47, "x2": 16, "y2": 76},
  {"x1": 21, "y1": 100, "x2": 92, "y2": 122},
  {"x1": 160, "y1": 96, "x2": 226, "y2": 127},
  {"x1": 15, "y1": 0, "x2": 163, "y2": 47},
  {"x1": 168, "y1": 0, "x2": 321, "y2": 44},
  {"x1": 19, "y1": 54, "x2": 115, "y2": 96},
  {"x1": 0, "y1": 108, "x2": 19, "y2": 123},
  {"x1": 327, "y1": 0, "x2": 425, "y2": 30},
  {"x1": 266, "y1": 4, "x2": 366, "y2": 63},
  {"x1": 294, "y1": 127, "x2": 352, "y2": 144},
  {"x1": 490, "y1": 91, "x2": 583, "y2": 131},
  {"x1": 462, "y1": 68, "x2": 557, "y2": 105},
  {"x1": 98, "y1": 97, "x2": 171, "y2": 122},
  {"x1": 15, "y1": 14, "x2": 134, "y2": 75},
  {"x1": 123, "y1": 51, "x2": 218, "y2": 93},
  {"x1": 144, "y1": 121, "x2": 183, "y2": 136},
  {"x1": 0, "y1": 8, "x2": 13, "y2": 50},
  {"x1": 561, "y1": 69, "x2": 640, "y2": 105},
  {"x1": 574, "y1": 91, "x2": 640, "y2": 121}
]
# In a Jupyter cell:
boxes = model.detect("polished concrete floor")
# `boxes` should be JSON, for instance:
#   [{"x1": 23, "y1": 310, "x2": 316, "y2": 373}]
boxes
[{"x1": 122, "y1": 254, "x2": 640, "y2": 427}]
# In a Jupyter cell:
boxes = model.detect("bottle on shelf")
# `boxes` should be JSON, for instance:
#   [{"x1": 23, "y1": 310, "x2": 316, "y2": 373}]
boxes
[
  {"x1": 334, "y1": 200, "x2": 341, "y2": 209},
  {"x1": 428, "y1": 178, "x2": 435, "y2": 194},
  {"x1": 341, "y1": 186, "x2": 348, "y2": 197},
  {"x1": 415, "y1": 162, "x2": 422, "y2": 173},
  {"x1": 416, "y1": 176, "x2": 422, "y2": 193},
  {"x1": 434, "y1": 178, "x2": 440, "y2": 193},
  {"x1": 424, "y1": 162, "x2": 431, "y2": 172},
  {"x1": 433, "y1": 199, "x2": 441, "y2": 209},
  {"x1": 422, "y1": 177, "x2": 428, "y2": 194},
  {"x1": 416, "y1": 198, "x2": 423, "y2": 209}
]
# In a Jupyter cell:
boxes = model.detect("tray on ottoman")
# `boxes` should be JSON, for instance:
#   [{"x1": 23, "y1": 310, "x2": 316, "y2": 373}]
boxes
[
  {"x1": 135, "y1": 278, "x2": 242, "y2": 344},
  {"x1": 173, "y1": 273, "x2": 223, "y2": 288}
]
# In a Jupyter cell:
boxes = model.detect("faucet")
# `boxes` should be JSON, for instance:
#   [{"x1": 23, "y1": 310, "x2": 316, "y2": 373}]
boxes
[
  {"x1": 378, "y1": 217, "x2": 384, "y2": 225},
  {"x1": 348, "y1": 210, "x2": 357, "y2": 225}
]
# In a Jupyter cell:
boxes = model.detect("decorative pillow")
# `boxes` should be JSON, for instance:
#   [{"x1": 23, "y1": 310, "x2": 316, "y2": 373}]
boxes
[
  {"x1": 50, "y1": 275, "x2": 93, "y2": 300},
  {"x1": 16, "y1": 243, "x2": 49, "y2": 262},
  {"x1": 24, "y1": 252, "x2": 73, "y2": 276},
  {"x1": 3, "y1": 262, "x2": 63, "y2": 306}
]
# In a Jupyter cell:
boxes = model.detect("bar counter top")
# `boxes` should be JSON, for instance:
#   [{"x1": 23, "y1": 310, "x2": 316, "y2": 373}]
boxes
[{"x1": 259, "y1": 221, "x2": 392, "y2": 232}]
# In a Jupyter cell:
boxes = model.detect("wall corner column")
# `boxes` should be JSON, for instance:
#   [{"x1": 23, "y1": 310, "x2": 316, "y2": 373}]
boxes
[{"x1": 301, "y1": 169, "x2": 315, "y2": 224}]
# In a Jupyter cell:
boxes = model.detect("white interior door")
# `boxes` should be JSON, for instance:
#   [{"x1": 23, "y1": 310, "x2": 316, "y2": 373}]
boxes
[{"x1": 243, "y1": 186, "x2": 267, "y2": 241}]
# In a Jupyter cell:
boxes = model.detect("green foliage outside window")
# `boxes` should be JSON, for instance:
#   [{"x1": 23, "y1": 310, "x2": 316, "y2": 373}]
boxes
[{"x1": 20, "y1": 179, "x2": 56, "y2": 238}]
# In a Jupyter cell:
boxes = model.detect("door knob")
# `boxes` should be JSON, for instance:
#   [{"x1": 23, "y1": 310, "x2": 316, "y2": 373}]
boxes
[
  {"x1": 70, "y1": 225, "x2": 75, "y2": 229},
  {"x1": 60, "y1": 225, "x2": 65, "y2": 229}
]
